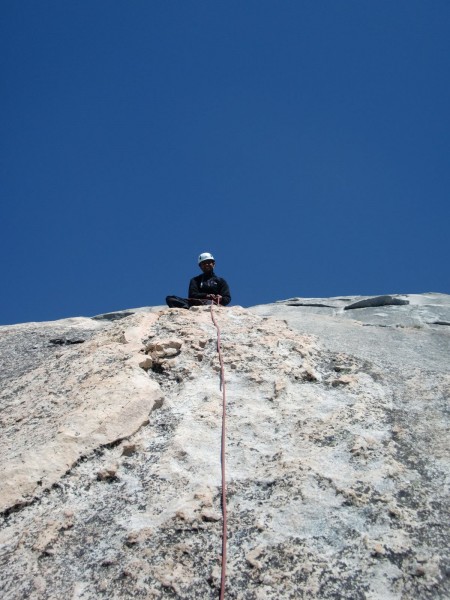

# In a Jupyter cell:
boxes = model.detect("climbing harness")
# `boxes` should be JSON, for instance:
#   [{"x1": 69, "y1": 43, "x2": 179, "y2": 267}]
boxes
[{"x1": 209, "y1": 298, "x2": 228, "y2": 600}]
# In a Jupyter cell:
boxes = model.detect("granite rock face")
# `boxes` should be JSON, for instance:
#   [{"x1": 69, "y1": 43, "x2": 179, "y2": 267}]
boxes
[{"x1": 0, "y1": 294, "x2": 449, "y2": 599}]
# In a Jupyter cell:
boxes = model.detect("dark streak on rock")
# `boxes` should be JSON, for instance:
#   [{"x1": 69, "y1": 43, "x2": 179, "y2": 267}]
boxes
[
  {"x1": 286, "y1": 303, "x2": 335, "y2": 308},
  {"x1": 91, "y1": 311, "x2": 135, "y2": 321},
  {"x1": 49, "y1": 338, "x2": 85, "y2": 346}
]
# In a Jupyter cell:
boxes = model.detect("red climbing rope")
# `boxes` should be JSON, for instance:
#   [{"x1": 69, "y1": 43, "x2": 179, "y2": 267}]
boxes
[{"x1": 209, "y1": 299, "x2": 227, "y2": 600}]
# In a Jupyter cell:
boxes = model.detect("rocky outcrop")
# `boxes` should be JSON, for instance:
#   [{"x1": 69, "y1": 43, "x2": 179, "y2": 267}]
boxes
[
  {"x1": 0, "y1": 312, "x2": 163, "y2": 514},
  {"x1": 0, "y1": 294, "x2": 449, "y2": 598}
]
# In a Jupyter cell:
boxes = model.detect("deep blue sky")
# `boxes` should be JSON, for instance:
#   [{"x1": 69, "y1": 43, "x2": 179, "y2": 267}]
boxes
[{"x1": 2, "y1": 1, "x2": 449, "y2": 325}]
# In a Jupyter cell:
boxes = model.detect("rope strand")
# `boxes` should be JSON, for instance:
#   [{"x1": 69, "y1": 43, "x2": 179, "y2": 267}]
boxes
[{"x1": 210, "y1": 300, "x2": 227, "y2": 600}]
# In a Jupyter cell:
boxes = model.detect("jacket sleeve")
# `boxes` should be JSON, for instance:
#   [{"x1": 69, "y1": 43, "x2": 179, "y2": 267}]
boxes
[
  {"x1": 218, "y1": 278, "x2": 231, "y2": 305},
  {"x1": 188, "y1": 277, "x2": 207, "y2": 300}
]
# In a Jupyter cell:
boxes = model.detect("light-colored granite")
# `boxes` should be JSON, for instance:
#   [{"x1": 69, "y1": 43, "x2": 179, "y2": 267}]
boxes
[{"x1": 0, "y1": 294, "x2": 448, "y2": 598}]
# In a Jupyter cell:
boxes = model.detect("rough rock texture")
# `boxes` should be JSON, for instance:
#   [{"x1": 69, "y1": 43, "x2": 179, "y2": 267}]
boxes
[{"x1": 0, "y1": 294, "x2": 449, "y2": 599}]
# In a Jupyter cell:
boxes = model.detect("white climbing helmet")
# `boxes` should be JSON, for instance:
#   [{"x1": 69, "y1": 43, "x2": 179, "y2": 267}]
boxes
[{"x1": 198, "y1": 252, "x2": 215, "y2": 264}]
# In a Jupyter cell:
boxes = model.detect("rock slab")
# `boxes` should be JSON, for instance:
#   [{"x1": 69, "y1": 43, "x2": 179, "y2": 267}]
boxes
[{"x1": 0, "y1": 294, "x2": 449, "y2": 599}]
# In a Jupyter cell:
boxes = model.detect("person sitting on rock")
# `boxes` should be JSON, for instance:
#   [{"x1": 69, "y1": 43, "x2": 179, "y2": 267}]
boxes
[{"x1": 166, "y1": 252, "x2": 231, "y2": 309}]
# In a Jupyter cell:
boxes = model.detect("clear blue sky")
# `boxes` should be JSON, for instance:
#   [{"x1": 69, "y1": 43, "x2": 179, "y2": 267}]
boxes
[{"x1": 2, "y1": 1, "x2": 449, "y2": 325}]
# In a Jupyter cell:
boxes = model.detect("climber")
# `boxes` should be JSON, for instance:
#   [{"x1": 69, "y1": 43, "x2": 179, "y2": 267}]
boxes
[{"x1": 166, "y1": 252, "x2": 231, "y2": 309}]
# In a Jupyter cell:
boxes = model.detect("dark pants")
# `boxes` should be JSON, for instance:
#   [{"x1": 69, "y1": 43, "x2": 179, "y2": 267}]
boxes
[
  {"x1": 166, "y1": 296, "x2": 190, "y2": 309},
  {"x1": 165, "y1": 296, "x2": 211, "y2": 309}
]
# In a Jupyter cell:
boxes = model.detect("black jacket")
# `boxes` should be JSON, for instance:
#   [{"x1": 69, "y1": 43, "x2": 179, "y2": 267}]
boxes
[{"x1": 188, "y1": 272, "x2": 231, "y2": 305}]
